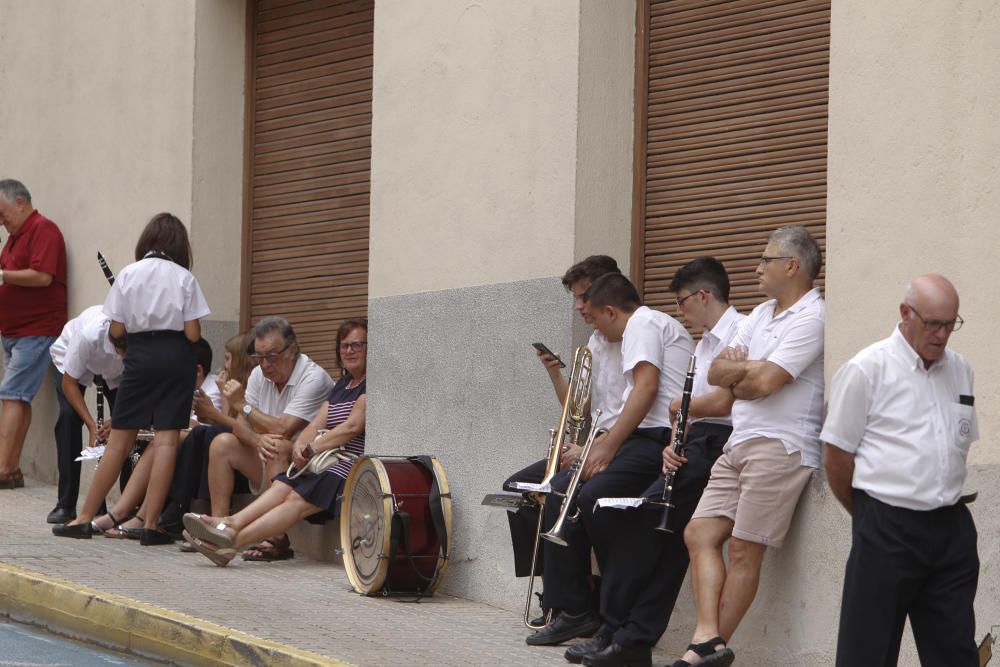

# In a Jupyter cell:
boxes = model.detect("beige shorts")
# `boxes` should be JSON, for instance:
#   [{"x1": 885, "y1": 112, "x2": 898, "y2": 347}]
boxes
[{"x1": 692, "y1": 437, "x2": 814, "y2": 548}]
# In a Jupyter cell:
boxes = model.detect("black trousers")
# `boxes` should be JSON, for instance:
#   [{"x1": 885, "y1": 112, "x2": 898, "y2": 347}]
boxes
[
  {"x1": 591, "y1": 422, "x2": 730, "y2": 647},
  {"x1": 836, "y1": 490, "x2": 979, "y2": 667},
  {"x1": 159, "y1": 424, "x2": 232, "y2": 528},
  {"x1": 53, "y1": 373, "x2": 116, "y2": 511},
  {"x1": 503, "y1": 458, "x2": 549, "y2": 578},
  {"x1": 541, "y1": 428, "x2": 667, "y2": 614}
]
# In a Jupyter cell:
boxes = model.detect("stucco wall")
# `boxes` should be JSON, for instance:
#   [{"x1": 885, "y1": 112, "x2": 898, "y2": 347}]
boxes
[{"x1": 0, "y1": 0, "x2": 244, "y2": 483}]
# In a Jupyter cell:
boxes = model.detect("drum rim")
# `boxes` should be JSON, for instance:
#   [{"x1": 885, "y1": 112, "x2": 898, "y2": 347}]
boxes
[
  {"x1": 425, "y1": 456, "x2": 452, "y2": 594},
  {"x1": 340, "y1": 456, "x2": 394, "y2": 595}
]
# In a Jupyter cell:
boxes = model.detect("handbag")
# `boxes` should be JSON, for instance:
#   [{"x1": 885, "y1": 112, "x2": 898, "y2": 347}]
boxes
[{"x1": 286, "y1": 446, "x2": 358, "y2": 479}]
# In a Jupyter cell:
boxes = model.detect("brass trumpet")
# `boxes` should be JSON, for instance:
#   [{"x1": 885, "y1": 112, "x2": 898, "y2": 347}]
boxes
[{"x1": 523, "y1": 345, "x2": 594, "y2": 629}]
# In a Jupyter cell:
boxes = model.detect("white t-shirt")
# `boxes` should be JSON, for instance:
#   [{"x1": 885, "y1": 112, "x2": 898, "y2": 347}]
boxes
[
  {"x1": 726, "y1": 288, "x2": 825, "y2": 467},
  {"x1": 191, "y1": 373, "x2": 224, "y2": 424},
  {"x1": 103, "y1": 256, "x2": 211, "y2": 332},
  {"x1": 621, "y1": 306, "x2": 695, "y2": 429},
  {"x1": 245, "y1": 353, "x2": 334, "y2": 433},
  {"x1": 587, "y1": 329, "x2": 625, "y2": 432},
  {"x1": 820, "y1": 326, "x2": 978, "y2": 511},
  {"x1": 49, "y1": 305, "x2": 125, "y2": 389},
  {"x1": 691, "y1": 306, "x2": 745, "y2": 427}
]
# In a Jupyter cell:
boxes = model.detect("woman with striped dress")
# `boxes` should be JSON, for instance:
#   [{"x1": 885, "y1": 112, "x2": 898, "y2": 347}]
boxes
[{"x1": 181, "y1": 318, "x2": 367, "y2": 566}]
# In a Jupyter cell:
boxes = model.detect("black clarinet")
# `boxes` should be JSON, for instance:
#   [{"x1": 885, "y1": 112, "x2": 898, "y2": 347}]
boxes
[
  {"x1": 655, "y1": 354, "x2": 696, "y2": 533},
  {"x1": 97, "y1": 251, "x2": 115, "y2": 285}
]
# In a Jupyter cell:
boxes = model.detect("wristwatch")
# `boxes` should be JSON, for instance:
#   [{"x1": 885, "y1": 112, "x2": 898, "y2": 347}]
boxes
[{"x1": 242, "y1": 404, "x2": 253, "y2": 418}]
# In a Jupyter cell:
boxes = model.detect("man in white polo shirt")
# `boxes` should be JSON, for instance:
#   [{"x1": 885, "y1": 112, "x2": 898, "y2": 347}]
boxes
[
  {"x1": 823, "y1": 275, "x2": 978, "y2": 667},
  {"x1": 669, "y1": 226, "x2": 825, "y2": 667},
  {"x1": 206, "y1": 316, "x2": 333, "y2": 518},
  {"x1": 48, "y1": 305, "x2": 125, "y2": 524}
]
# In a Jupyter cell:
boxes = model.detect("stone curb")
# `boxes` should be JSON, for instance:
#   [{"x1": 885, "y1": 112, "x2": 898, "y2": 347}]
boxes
[{"x1": 0, "y1": 561, "x2": 353, "y2": 666}]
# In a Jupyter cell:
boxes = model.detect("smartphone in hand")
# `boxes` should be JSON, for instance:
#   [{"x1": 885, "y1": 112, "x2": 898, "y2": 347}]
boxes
[{"x1": 532, "y1": 342, "x2": 566, "y2": 368}]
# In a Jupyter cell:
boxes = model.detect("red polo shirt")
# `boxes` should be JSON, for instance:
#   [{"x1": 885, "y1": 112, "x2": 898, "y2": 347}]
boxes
[{"x1": 0, "y1": 210, "x2": 68, "y2": 337}]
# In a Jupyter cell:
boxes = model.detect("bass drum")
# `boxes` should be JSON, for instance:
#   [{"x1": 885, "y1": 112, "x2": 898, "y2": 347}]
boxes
[{"x1": 341, "y1": 455, "x2": 452, "y2": 596}]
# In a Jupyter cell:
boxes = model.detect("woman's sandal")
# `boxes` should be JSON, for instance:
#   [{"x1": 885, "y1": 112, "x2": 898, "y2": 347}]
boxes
[
  {"x1": 669, "y1": 636, "x2": 734, "y2": 667},
  {"x1": 182, "y1": 513, "x2": 236, "y2": 548},
  {"x1": 183, "y1": 531, "x2": 236, "y2": 567},
  {"x1": 92, "y1": 512, "x2": 137, "y2": 538},
  {"x1": 104, "y1": 516, "x2": 144, "y2": 539},
  {"x1": 241, "y1": 534, "x2": 294, "y2": 562}
]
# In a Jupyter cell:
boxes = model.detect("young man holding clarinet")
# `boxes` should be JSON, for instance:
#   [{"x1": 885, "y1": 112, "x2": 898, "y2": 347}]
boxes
[{"x1": 568, "y1": 258, "x2": 743, "y2": 667}]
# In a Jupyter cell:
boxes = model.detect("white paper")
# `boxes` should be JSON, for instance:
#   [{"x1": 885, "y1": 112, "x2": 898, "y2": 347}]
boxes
[
  {"x1": 594, "y1": 497, "x2": 647, "y2": 509},
  {"x1": 510, "y1": 481, "x2": 551, "y2": 493},
  {"x1": 75, "y1": 446, "x2": 105, "y2": 462}
]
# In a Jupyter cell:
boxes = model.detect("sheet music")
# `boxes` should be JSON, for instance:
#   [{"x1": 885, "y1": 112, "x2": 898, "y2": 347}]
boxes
[
  {"x1": 595, "y1": 497, "x2": 648, "y2": 509},
  {"x1": 75, "y1": 446, "x2": 105, "y2": 462},
  {"x1": 510, "y1": 481, "x2": 551, "y2": 493}
]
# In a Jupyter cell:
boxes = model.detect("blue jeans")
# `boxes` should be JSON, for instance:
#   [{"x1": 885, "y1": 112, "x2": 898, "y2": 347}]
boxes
[{"x1": 0, "y1": 335, "x2": 57, "y2": 402}]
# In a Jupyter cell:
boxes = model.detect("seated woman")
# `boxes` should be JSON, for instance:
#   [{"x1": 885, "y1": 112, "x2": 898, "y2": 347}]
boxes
[{"x1": 182, "y1": 318, "x2": 367, "y2": 566}]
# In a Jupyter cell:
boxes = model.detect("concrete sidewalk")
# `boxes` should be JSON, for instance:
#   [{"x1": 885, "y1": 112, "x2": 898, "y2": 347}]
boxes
[{"x1": 0, "y1": 479, "x2": 670, "y2": 666}]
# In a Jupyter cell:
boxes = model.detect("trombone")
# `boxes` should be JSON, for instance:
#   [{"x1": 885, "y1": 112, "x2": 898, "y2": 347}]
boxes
[
  {"x1": 523, "y1": 345, "x2": 594, "y2": 629},
  {"x1": 540, "y1": 411, "x2": 606, "y2": 546}
]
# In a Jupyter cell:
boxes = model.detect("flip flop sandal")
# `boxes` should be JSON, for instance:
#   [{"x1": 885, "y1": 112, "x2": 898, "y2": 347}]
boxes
[
  {"x1": 0, "y1": 469, "x2": 24, "y2": 489},
  {"x1": 105, "y1": 516, "x2": 145, "y2": 540},
  {"x1": 669, "y1": 636, "x2": 734, "y2": 667},
  {"x1": 182, "y1": 513, "x2": 236, "y2": 548},
  {"x1": 183, "y1": 530, "x2": 236, "y2": 567},
  {"x1": 241, "y1": 534, "x2": 294, "y2": 562}
]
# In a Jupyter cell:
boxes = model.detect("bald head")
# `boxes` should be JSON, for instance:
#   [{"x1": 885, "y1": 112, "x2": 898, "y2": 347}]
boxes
[{"x1": 900, "y1": 274, "x2": 962, "y2": 368}]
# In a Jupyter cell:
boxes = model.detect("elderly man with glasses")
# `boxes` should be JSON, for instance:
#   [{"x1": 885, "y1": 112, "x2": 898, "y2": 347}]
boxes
[
  {"x1": 823, "y1": 275, "x2": 978, "y2": 667},
  {"x1": 205, "y1": 317, "x2": 333, "y2": 525}
]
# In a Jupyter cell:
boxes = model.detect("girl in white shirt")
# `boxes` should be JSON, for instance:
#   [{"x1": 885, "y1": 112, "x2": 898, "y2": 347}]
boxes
[{"x1": 54, "y1": 213, "x2": 210, "y2": 544}]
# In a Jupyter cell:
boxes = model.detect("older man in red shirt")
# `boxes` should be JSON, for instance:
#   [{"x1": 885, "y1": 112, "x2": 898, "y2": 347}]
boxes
[{"x1": 0, "y1": 179, "x2": 67, "y2": 488}]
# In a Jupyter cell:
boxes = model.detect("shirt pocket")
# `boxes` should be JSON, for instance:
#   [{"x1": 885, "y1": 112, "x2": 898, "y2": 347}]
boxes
[{"x1": 949, "y1": 403, "x2": 976, "y2": 455}]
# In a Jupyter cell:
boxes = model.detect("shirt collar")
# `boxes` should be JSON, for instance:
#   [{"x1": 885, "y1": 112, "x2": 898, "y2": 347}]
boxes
[
  {"x1": 284, "y1": 353, "x2": 308, "y2": 387},
  {"x1": 10, "y1": 210, "x2": 40, "y2": 238},
  {"x1": 705, "y1": 306, "x2": 741, "y2": 343},
  {"x1": 891, "y1": 324, "x2": 948, "y2": 372}
]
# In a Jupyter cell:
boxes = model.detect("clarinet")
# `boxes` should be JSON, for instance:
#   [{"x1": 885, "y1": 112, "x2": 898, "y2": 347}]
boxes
[
  {"x1": 655, "y1": 354, "x2": 696, "y2": 533},
  {"x1": 97, "y1": 251, "x2": 115, "y2": 285}
]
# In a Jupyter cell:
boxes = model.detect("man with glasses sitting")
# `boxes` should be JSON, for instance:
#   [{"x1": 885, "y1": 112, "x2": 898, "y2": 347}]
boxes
[
  {"x1": 205, "y1": 317, "x2": 333, "y2": 526},
  {"x1": 823, "y1": 275, "x2": 978, "y2": 667}
]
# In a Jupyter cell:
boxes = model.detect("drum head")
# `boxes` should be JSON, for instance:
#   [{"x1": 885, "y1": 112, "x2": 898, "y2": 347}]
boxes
[{"x1": 341, "y1": 457, "x2": 393, "y2": 594}]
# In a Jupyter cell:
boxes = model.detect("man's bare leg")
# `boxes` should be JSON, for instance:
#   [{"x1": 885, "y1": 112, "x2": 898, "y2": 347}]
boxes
[
  {"x1": 207, "y1": 432, "x2": 261, "y2": 517},
  {"x1": 718, "y1": 537, "x2": 767, "y2": 641},
  {"x1": 0, "y1": 400, "x2": 30, "y2": 473},
  {"x1": 680, "y1": 516, "x2": 734, "y2": 663}
]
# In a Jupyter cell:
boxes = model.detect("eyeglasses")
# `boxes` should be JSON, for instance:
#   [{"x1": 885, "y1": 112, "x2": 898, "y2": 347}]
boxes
[
  {"x1": 339, "y1": 341, "x2": 368, "y2": 353},
  {"x1": 906, "y1": 305, "x2": 964, "y2": 333},
  {"x1": 249, "y1": 343, "x2": 291, "y2": 363},
  {"x1": 675, "y1": 290, "x2": 703, "y2": 307},
  {"x1": 758, "y1": 255, "x2": 795, "y2": 266}
]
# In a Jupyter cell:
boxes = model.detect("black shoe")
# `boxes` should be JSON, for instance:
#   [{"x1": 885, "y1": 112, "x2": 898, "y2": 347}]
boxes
[
  {"x1": 565, "y1": 632, "x2": 612, "y2": 663},
  {"x1": 139, "y1": 529, "x2": 175, "y2": 546},
  {"x1": 47, "y1": 507, "x2": 76, "y2": 524},
  {"x1": 582, "y1": 643, "x2": 651, "y2": 667},
  {"x1": 52, "y1": 522, "x2": 92, "y2": 539},
  {"x1": 526, "y1": 609, "x2": 600, "y2": 646}
]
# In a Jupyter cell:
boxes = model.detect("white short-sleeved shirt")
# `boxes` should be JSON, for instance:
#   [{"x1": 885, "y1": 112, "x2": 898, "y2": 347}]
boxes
[
  {"x1": 691, "y1": 306, "x2": 746, "y2": 427},
  {"x1": 103, "y1": 256, "x2": 211, "y2": 332},
  {"x1": 49, "y1": 305, "x2": 125, "y2": 389},
  {"x1": 244, "y1": 353, "x2": 334, "y2": 432},
  {"x1": 588, "y1": 329, "x2": 625, "y2": 431},
  {"x1": 726, "y1": 288, "x2": 825, "y2": 467},
  {"x1": 621, "y1": 306, "x2": 695, "y2": 429},
  {"x1": 191, "y1": 373, "x2": 224, "y2": 424},
  {"x1": 820, "y1": 326, "x2": 978, "y2": 511}
]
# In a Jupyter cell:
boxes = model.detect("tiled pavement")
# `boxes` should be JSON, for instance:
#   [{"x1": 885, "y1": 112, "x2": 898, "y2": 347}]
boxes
[{"x1": 0, "y1": 479, "x2": 674, "y2": 666}]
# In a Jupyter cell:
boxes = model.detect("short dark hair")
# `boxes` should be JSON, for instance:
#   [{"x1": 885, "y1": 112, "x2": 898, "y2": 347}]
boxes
[
  {"x1": 193, "y1": 338, "x2": 213, "y2": 374},
  {"x1": 585, "y1": 273, "x2": 641, "y2": 312},
  {"x1": 668, "y1": 256, "x2": 731, "y2": 302},
  {"x1": 561, "y1": 255, "x2": 621, "y2": 289},
  {"x1": 134, "y1": 212, "x2": 193, "y2": 269},
  {"x1": 335, "y1": 318, "x2": 368, "y2": 377},
  {"x1": 251, "y1": 316, "x2": 298, "y2": 356}
]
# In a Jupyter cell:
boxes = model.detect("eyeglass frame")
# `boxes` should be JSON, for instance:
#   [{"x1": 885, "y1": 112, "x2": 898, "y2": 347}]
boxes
[
  {"x1": 339, "y1": 341, "x2": 368, "y2": 353},
  {"x1": 675, "y1": 289, "x2": 705, "y2": 308},
  {"x1": 905, "y1": 304, "x2": 964, "y2": 333},
  {"x1": 249, "y1": 342, "x2": 292, "y2": 363},
  {"x1": 758, "y1": 255, "x2": 796, "y2": 266}
]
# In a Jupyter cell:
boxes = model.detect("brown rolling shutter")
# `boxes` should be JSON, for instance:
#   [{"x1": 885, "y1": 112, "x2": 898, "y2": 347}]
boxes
[
  {"x1": 632, "y1": 0, "x2": 829, "y2": 315},
  {"x1": 242, "y1": 0, "x2": 373, "y2": 373}
]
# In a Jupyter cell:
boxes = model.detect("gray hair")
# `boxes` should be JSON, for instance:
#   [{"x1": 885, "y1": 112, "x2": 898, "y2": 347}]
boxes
[
  {"x1": 252, "y1": 316, "x2": 298, "y2": 351},
  {"x1": 768, "y1": 225, "x2": 822, "y2": 279},
  {"x1": 0, "y1": 179, "x2": 31, "y2": 205}
]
